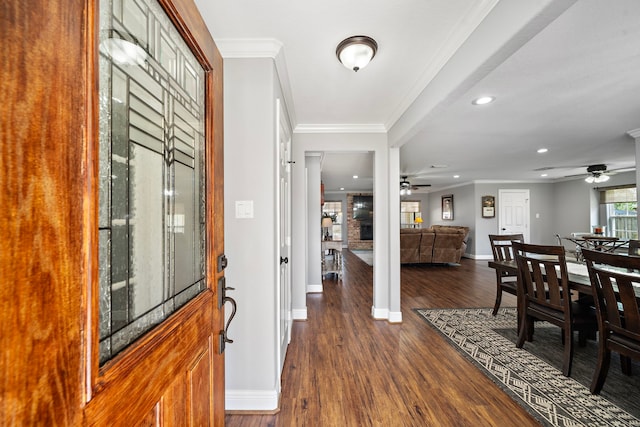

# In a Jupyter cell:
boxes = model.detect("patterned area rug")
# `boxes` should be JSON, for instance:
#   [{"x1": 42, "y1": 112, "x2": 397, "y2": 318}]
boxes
[{"x1": 415, "y1": 307, "x2": 640, "y2": 427}]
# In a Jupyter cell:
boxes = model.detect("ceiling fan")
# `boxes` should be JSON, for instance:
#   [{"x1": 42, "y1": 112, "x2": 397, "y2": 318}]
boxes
[
  {"x1": 566, "y1": 164, "x2": 635, "y2": 183},
  {"x1": 582, "y1": 164, "x2": 609, "y2": 183},
  {"x1": 400, "y1": 175, "x2": 431, "y2": 195},
  {"x1": 536, "y1": 163, "x2": 635, "y2": 182}
]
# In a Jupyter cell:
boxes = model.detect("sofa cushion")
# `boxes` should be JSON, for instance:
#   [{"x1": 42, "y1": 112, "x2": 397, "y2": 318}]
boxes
[
  {"x1": 419, "y1": 230, "x2": 435, "y2": 263},
  {"x1": 432, "y1": 230, "x2": 466, "y2": 263},
  {"x1": 400, "y1": 229, "x2": 422, "y2": 263}
]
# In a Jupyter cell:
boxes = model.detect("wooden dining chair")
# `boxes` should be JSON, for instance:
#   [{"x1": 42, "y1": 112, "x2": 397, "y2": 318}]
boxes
[
  {"x1": 582, "y1": 248, "x2": 640, "y2": 394},
  {"x1": 628, "y1": 239, "x2": 640, "y2": 256},
  {"x1": 512, "y1": 241, "x2": 598, "y2": 377},
  {"x1": 489, "y1": 234, "x2": 524, "y2": 316}
]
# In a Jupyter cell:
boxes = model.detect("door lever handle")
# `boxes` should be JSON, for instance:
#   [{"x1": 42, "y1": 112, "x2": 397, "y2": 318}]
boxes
[
  {"x1": 222, "y1": 296, "x2": 237, "y2": 344},
  {"x1": 219, "y1": 295, "x2": 237, "y2": 354}
]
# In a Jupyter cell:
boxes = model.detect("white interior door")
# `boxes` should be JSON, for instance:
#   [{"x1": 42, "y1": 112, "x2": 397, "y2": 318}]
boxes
[
  {"x1": 276, "y1": 99, "x2": 292, "y2": 378},
  {"x1": 498, "y1": 189, "x2": 530, "y2": 242}
]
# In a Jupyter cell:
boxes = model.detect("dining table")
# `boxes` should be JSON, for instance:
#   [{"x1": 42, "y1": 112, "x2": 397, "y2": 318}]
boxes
[{"x1": 561, "y1": 235, "x2": 628, "y2": 253}]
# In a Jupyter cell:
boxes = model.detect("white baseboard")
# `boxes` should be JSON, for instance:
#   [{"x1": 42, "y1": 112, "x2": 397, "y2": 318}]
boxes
[
  {"x1": 388, "y1": 311, "x2": 403, "y2": 323},
  {"x1": 292, "y1": 308, "x2": 307, "y2": 320},
  {"x1": 371, "y1": 306, "x2": 388, "y2": 319},
  {"x1": 465, "y1": 254, "x2": 493, "y2": 260},
  {"x1": 306, "y1": 283, "x2": 323, "y2": 293},
  {"x1": 371, "y1": 306, "x2": 403, "y2": 322},
  {"x1": 225, "y1": 389, "x2": 279, "y2": 411}
]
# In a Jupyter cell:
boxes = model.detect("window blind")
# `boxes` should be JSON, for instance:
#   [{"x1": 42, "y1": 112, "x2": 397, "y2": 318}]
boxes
[{"x1": 599, "y1": 185, "x2": 637, "y2": 204}]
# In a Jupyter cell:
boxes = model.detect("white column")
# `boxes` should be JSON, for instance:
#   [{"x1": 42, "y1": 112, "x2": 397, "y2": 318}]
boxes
[
  {"x1": 388, "y1": 147, "x2": 402, "y2": 322},
  {"x1": 628, "y1": 128, "x2": 640, "y2": 229}
]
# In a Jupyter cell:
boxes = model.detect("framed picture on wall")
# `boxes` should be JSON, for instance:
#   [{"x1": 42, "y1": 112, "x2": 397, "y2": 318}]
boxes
[
  {"x1": 482, "y1": 195, "x2": 495, "y2": 218},
  {"x1": 442, "y1": 194, "x2": 454, "y2": 220}
]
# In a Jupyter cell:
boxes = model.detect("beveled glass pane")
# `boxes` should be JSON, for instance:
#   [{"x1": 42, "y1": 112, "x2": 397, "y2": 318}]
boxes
[
  {"x1": 174, "y1": 163, "x2": 195, "y2": 293},
  {"x1": 99, "y1": 230, "x2": 111, "y2": 338},
  {"x1": 129, "y1": 144, "x2": 164, "y2": 317},
  {"x1": 98, "y1": 0, "x2": 206, "y2": 365}
]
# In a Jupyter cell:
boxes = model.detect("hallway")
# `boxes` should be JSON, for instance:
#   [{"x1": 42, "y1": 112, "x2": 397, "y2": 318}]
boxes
[{"x1": 226, "y1": 251, "x2": 536, "y2": 426}]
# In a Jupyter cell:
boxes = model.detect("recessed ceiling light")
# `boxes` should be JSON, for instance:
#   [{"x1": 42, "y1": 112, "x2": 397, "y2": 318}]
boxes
[
  {"x1": 453, "y1": 175, "x2": 460, "y2": 178},
  {"x1": 472, "y1": 96, "x2": 495, "y2": 105},
  {"x1": 340, "y1": 187, "x2": 345, "y2": 190},
  {"x1": 541, "y1": 173, "x2": 548, "y2": 177},
  {"x1": 353, "y1": 175, "x2": 358, "y2": 179},
  {"x1": 537, "y1": 148, "x2": 548, "y2": 154}
]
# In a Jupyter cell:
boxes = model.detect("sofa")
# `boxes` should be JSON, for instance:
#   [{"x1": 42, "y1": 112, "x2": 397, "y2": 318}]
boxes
[{"x1": 400, "y1": 225, "x2": 469, "y2": 264}]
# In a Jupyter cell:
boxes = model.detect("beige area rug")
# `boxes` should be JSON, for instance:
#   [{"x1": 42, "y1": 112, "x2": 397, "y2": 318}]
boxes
[{"x1": 350, "y1": 249, "x2": 373, "y2": 266}]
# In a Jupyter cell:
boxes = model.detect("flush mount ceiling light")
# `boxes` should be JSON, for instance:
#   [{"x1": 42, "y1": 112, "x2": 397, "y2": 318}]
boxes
[
  {"x1": 336, "y1": 35, "x2": 378, "y2": 72},
  {"x1": 472, "y1": 96, "x2": 495, "y2": 105}
]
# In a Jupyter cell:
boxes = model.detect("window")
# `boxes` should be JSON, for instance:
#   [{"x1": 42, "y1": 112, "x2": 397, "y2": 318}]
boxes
[
  {"x1": 98, "y1": 0, "x2": 206, "y2": 365},
  {"x1": 322, "y1": 201, "x2": 342, "y2": 240},
  {"x1": 599, "y1": 186, "x2": 637, "y2": 239},
  {"x1": 401, "y1": 201, "x2": 422, "y2": 228}
]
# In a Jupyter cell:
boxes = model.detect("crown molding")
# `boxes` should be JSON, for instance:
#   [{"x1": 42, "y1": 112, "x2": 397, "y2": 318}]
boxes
[
  {"x1": 294, "y1": 123, "x2": 387, "y2": 134},
  {"x1": 627, "y1": 128, "x2": 640, "y2": 140},
  {"x1": 215, "y1": 38, "x2": 298, "y2": 127},
  {"x1": 384, "y1": 0, "x2": 500, "y2": 130}
]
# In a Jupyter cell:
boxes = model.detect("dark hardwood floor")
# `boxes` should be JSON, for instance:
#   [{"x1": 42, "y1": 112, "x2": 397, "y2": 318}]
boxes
[{"x1": 226, "y1": 250, "x2": 538, "y2": 426}]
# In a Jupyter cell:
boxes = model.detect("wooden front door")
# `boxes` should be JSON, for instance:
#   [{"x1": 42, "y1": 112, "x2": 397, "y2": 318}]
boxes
[{"x1": 0, "y1": 1, "x2": 225, "y2": 425}]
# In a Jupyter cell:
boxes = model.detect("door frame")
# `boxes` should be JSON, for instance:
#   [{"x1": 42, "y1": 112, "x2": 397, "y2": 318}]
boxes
[{"x1": 275, "y1": 98, "x2": 293, "y2": 380}]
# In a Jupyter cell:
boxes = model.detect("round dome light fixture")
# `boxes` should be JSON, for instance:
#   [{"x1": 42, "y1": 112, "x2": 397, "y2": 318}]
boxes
[{"x1": 336, "y1": 35, "x2": 378, "y2": 72}]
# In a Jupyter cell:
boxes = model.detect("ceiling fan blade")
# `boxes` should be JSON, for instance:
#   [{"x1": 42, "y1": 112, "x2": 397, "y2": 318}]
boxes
[{"x1": 533, "y1": 165, "x2": 586, "y2": 172}]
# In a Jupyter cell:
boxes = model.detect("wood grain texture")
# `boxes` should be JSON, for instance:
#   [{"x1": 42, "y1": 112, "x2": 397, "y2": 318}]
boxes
[
  {"x1": 1, "y1": 0, "x2": 225, "y2": 424},
  {"x1": 0, "y1": 1, "x2": 87, "y2": 425},
  {"x1": 226, "y1": 252, "x2": 537, "y2": 426}
]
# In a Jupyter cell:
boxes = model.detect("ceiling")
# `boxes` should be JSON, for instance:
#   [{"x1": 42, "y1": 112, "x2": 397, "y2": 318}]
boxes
[{"x1": 194, "y1": 0, "x2": 640, "y2": 193}]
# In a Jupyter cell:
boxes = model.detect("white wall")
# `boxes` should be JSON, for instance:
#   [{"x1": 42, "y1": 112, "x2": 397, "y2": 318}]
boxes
[{"x1": 223, "y1": 57, "x2": 284, "y2": 410}]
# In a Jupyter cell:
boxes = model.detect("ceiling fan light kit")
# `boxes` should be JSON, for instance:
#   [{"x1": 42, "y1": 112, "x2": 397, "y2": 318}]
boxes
[
  {"x1": 336, "y1": 35, "x2": 377, "y2": 72},
  {"x1": 585, "y1": 164, "x2": 610, "y2": 183},
  {"x1": 400, "y1": 175, "x2": 431, "y2": 195}
]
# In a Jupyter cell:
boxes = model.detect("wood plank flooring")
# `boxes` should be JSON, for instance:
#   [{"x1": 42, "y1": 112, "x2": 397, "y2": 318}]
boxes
[{"x1": 225, "y1": 250, "x2": 539, "y2": 426}]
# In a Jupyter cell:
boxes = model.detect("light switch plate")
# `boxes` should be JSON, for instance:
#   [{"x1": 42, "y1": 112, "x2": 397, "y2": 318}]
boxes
[{"x1": 235, "y1": 200, "x2": 254, "y2": 219}]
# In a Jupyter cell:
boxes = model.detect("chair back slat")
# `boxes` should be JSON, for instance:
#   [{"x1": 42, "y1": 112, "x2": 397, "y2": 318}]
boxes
[
  {"x1": 583, "y1": 249, "x2": 640, "y2": 340},
  {"x1": 489, "y1": 234, "x2": 524, "y2": 262},
  {"x1": 513, "y1": 241, "x2": 568, "y2": 312}
]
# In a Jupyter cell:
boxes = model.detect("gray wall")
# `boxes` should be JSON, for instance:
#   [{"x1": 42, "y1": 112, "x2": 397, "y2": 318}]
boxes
[
  {"x1": 452, "y1": 171, "x2": 637, "y2": 258},
  {"x1": 223, "y1": 57, "x2": 282, "y2": 410}
]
